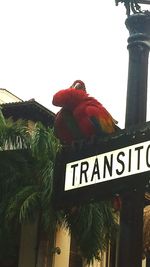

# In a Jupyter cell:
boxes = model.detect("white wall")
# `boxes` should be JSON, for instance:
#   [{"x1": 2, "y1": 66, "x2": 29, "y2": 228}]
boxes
[{"x1": 52, "y1": 228, "x2": 71, "y2": 267}]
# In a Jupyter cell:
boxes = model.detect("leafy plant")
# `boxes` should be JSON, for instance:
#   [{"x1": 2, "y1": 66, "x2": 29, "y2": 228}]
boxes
[
  {"x1": 64, "y1": 201, "x2": 118, "y2": 264},
  {"x1": 0, "y1": 110, "x2": 118, "y2": 264}
]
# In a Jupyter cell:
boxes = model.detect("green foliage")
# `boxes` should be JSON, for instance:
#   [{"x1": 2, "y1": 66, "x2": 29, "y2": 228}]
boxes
[
  {"x1": 0, "y1": 111, "x2": 33, "y2": 263},
  {"x1": 64, "y1": 201, "x2": 118, "y2": 264},
  {"x1": 0, "y1": 110, "x2": 118, "y2": 264},
  {"x1": 0, "y1": 108, "x2": 30, "y2": 150},
  {"x1": 0, "y1": 114, "x2": 62, "y2": 240}
]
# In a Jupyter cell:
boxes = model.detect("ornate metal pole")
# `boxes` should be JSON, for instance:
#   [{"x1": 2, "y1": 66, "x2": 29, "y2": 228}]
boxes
[
  {"x1": 125, "y1": 13, "x2": 150, "y2": 126},
  {"x1": 115, "y1": 2, "x2": 150, "y2": 267}
]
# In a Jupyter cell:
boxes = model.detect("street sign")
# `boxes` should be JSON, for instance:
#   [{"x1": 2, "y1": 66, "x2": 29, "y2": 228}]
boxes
[
  {"x1": 53, "y1": 122, "x2": 150, "y2": 208},
  {"x1": 65, "y1": 140, "x2": 150, "y2": 191}
]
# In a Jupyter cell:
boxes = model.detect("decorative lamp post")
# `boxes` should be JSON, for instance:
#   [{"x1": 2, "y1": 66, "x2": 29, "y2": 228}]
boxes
[
  {"x1": 115, "y1": 1, "x2": 150, "y2": 267},
  {"x1": 115, "y1": 0, "x2": 150, "y2": 16}
]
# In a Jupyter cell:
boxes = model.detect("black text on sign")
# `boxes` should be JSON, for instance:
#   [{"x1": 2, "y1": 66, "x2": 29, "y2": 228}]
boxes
[{"x1": 64, "y1": 140, "x2": 150, "y2": 191}]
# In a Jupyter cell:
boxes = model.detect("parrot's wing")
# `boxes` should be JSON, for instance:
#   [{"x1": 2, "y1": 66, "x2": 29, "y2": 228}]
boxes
[
  {"x1": 85, "y1": 101, "x2": 118, "y2": 134},
  {"x1": 72, "y1": 99, "x2": 119, "y2": 138},
  {"x1": 63, "y1": 109, "x2": 84, "y2": 139},
  {"x1": 54, "y1": 109, "x2": 84, "y2": 144}
]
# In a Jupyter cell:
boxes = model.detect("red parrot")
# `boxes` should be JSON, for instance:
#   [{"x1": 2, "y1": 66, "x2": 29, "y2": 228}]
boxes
[
  {"x1": 53, "y1": 80, "x2": 122, "y2": 212},
  {"x1": 52, "y1": 80, "x2": 119, "y2": 144}
]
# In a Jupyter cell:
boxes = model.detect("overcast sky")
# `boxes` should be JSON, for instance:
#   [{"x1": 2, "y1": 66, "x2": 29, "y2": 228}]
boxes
[{"x1": 0, "y1": 0, "x2": 149, "y2": 129}]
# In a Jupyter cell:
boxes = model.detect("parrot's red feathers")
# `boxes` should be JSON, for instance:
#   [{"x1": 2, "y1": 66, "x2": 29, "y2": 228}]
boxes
[
  {"x1": 73, "y1": 97, "x2": 117, "y2": 137},
  {"x1": 52, "y1": 88, "x2": 87, "y2": 109},
  {"x1": 54, "y1": 110, "x2": 74, "y2": 144},
  {"x1": 52, "y1": 85, "x2": 119, "y2": 143}
]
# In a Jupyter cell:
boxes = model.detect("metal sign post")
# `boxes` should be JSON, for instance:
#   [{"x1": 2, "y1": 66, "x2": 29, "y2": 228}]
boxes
[{"x1": 116, "y1": 9, "x2": 150, "y2": 267}]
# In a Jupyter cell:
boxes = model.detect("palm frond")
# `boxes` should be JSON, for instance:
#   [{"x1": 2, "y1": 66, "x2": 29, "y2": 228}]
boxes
[
  {"x1": 30, "y1": 122, "x2": 49, "y2": 159},
  {"x1": 5, "y1": 118, "x2": 30, "y2": 149},
  {"x1": 64, "y1": 201, "x2": 118, "y2": 263},
  {"x1": 0, "y1": 108, "x2": 6, "y2": 126},
  {"x1": 41, "y1": 161, "x2": 54, "y2": 203},
  {"x1": 5, "y1": 185, "x2": 39, "y2": 223},
  {"x1": 19, "y1": 191, "x2": 40, "y2": 222},
  {"x1": 46, "y1": 127, "x2": 62, "y2": 161},
  {"x1": 0, "y1": 111, "x2": 30, "y2": 150},
  {"x1": 30, "y1": 122, "x2": 61, "y2": 160}
]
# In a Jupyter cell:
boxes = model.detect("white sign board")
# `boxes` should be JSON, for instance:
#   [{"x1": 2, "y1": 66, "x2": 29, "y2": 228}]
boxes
[{"x1": 65, "y1": 140, "x2": 150, "y2": 191}]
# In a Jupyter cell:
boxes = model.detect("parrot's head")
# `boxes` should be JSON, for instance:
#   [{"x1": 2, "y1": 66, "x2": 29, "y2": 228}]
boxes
[
  {"x1": 52, "y1": 87, "x2": 87, "y2": 109},
  {"x1": 70, "y1": 80, "x2": 86, "y2": 91}
]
